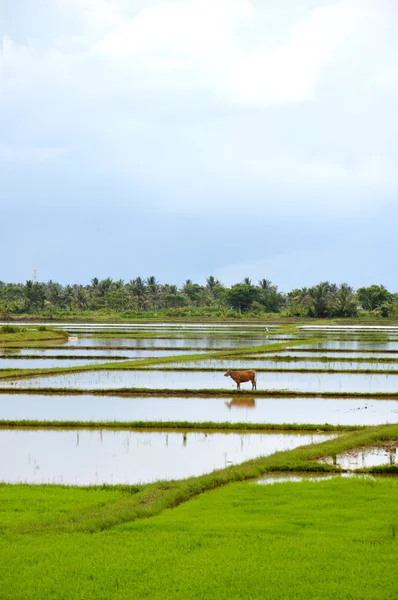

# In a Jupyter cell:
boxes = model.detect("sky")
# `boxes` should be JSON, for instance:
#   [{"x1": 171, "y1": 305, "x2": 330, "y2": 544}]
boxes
[{"x1": 1, "y1": 0, "x2": 398, "y2": 292}]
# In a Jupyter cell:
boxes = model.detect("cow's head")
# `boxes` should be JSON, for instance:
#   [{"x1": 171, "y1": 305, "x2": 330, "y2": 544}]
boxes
[{"x1": 224, "y1": 370, "x2": 232, "y2": 377}]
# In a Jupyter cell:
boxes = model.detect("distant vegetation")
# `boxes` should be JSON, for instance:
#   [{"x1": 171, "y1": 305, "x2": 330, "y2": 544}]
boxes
[{"x1": 0, "y1": 277, "x2": 397, "y2": 319}]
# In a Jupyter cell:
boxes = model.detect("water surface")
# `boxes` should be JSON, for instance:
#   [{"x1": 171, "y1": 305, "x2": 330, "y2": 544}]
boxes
[
  {"x1": 5, "y1": 369, "x2": 398, "y2": 393},
  {"x1": 1, "y1": 394, "x2": 396, "y2": 426},
  {"x1": 0, "y1": 429, "x2": 334, "y2": 485},
  {"x1": 319, "y1": 447, "x2": 397, "y2": 470}
]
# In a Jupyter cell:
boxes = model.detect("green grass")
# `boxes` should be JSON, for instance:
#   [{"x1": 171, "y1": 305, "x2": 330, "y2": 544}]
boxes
[
  {"x1": 0, "y1": 328, "x2": 68, "y2": 346},
  {"x1": 1, "y1": 479, "x2": 397, "y2": 600},
  {"x1": 0, "y1": 419, "x2": 361, "y2": 432},
  {"x1": 0, "y1": 426, "x2": 397, "y2": 598},
  {"x1": 1, "y1": 387, "x2": 398, "y2": 399}
]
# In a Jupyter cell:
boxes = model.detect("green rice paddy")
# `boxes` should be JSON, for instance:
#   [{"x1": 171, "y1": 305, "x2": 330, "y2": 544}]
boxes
[{"x1": 0, "y1": 323, "x2": 397, "y2": 599}]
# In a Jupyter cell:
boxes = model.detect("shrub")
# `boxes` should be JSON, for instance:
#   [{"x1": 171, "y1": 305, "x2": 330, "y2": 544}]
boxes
[{"x1": 1, "y1": 325, "x2": 18, "y2": 334}]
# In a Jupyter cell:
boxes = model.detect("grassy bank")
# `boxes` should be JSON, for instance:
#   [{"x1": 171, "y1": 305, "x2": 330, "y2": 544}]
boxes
[
  {"x1": 2, "y1": 386, "x2": 398, "y2": 399},
  {"x1": 0, "y1": 328, "x2": 68, "y2": 346},
  {"x1": 0, "y1": 419, "x2": 360, "y2": 432}
]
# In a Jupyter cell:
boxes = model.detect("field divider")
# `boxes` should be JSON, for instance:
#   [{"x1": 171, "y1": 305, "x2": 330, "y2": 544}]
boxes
[
  {"x1": 125, "y1": 366, "x2": 398, "y2": 375},
  {"x1": 0, "y1": 338, "x2": 324, "y2": 382},
  {"x1": 1, "y1": 387, "x2": 398, "y2": 399},
  {"x1": 0, "y1": 419, "x2": 362, "y2": 432}
]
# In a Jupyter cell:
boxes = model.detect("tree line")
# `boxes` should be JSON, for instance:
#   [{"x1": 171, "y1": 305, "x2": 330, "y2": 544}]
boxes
[{"x1": 0, "y1": 277, "x2": 396, "y2": 319}]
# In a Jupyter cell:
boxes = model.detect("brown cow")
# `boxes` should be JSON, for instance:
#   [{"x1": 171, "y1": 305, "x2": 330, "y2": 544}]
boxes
[{"x1": 224, "y1": 369, "x2": 257, "y2": 391}]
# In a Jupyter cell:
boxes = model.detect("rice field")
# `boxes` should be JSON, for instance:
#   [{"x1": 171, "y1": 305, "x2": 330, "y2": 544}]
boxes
[
  {"x1": 1, "y1": 322, "x2": 397, "y2": 481},
  {"x1": 1, "y1": 321, "x2": 397, "y2": 600}
]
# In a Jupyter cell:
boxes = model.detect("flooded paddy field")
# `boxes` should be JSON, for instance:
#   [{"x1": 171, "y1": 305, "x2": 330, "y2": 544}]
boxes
[
  {"x1": 62, "y1": 336, "x2": 271, "y2": 349},
  {"x1": 0, "y1": 358, "x2": 120, "y2": 369},
  {"x1": 270, "y1": 350, "x2": 398, "y2": 359},
  {"x1": 1, "y1": 322, "x2": 273, "y2": 330},
  {"x1": 161, "y1": 358, "x2": 398, "y2": 371},
  {"x1": 0, "y1": 347, "x2": 206, "y2": 359},
  {"x1": 295, "y1": 340, "x2": 398, "y2": 350},
  {"x1": 4, "y1": 368, "x2": 398, "y2": 393},
  {"x1": 1, "y1": 393, "x2": 397, "y2": 426},
  {"x1": 319, "y1": 446, "x2": 397, "y2": 470},
  {"x1": 0, "y1": 428, "x2": 334, "y2": 485},
  {"x1": 3, "y1": 321, "x2": 397, "y2": 486}
]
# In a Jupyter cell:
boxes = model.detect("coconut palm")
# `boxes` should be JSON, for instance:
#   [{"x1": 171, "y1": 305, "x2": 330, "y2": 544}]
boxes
[{"x1": 206, "y1": 276, "x2": 221, "y2": 294}]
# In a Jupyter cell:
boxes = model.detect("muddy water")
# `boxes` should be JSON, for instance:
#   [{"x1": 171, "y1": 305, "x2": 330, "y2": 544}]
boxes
[
  {"x1": 5, "y1": 369, "x2": 398, "y2": 393},
  {"x1": 319, "y1": 447, "x2": 397, "y2": 470},
  {"x1": 1, "y1": 394, "x2": 396, "y2": 426},
  {"x1": 0, "y1": 429, "x2": 334, "y2": 485}
]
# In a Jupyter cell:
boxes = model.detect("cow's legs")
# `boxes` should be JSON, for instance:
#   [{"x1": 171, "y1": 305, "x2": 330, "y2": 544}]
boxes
[
  {"x1": 252, "y1": 379, "x2": 256, "y2": 390},
  {"x1": 237, "y1": 382, "x2": 240, "y2": 391}
]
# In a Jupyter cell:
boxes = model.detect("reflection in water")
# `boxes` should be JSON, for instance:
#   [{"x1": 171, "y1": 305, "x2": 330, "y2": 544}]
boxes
[
  {"x1": 0, "y1": 429, "x2": 335, "y2": 485},
  {"x1": 0, "y1": 394, "x2": 397, "y2": 426},
  {"x1": 319, "y1": 446, "x2": 397, "y2": 470},
  {"x1": 5, "y1": 368, "x2": 398, "y2": 393},
  {"x1": 225, "y1": 397, "x2": 256, "y2": 410}
]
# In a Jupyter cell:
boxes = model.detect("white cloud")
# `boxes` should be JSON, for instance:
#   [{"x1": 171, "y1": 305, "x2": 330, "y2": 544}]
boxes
[
  {"x1": 1, "y1": 0, "x2": 397, "y2": 210},
  {"x1": 91, "y1": 0, "x2": 392, "y2": 105}
]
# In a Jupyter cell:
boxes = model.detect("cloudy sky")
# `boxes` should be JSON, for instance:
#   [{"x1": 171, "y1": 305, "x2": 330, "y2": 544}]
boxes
[{"x1": 1, "y1": 0, "x2": 397, "y2": 291}]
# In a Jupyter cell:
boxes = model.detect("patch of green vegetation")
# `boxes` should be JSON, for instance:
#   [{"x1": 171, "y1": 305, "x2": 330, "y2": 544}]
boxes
[
  {"x1": 0, "y1": 424, "x2": 396, "y2": 599},
  {"x1": 0, "y1": 477, "x2": 396, "y2": 599},
  {"x1": 0, "y1": 328, "x2": 68, "y2": 347}
]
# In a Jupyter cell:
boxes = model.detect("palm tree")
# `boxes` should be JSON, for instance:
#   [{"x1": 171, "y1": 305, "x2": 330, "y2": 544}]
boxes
[
  {"x1": 329, "y1": 284, "x2": 357, "y2": 317},
  {"x1": 74, "y1": 286, "x2": 88, "y2": 310},
  {"x1": 258, "y1": 279, "x2": 276, "y2": 292},
  {"x1": 206, "y1": 276, "x2": 221, "y2": 294},
  {"x1": 128, "y1": 277, "x2": 147, "y2": 309},
  {"x1": 304, "y1": 282, "x2": 334, "y2": 318}
]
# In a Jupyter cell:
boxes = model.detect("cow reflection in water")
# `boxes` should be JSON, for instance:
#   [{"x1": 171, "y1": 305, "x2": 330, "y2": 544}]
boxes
[
  {"x1": 224, "y1": 369, "x2": 257, "y2": 391},
  {"x1": 225, "y1": 397, "x2": 256, "y2": 410}
]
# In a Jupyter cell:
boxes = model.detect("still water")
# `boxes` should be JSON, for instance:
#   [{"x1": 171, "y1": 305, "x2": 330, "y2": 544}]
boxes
[
  {"x1": 0, "y1": 359, "x2": 118, "y2": 369},
  {"x1": 319, "y1": 447, "x2": 397, "y2": 470},
  {"x1": 1, "y1": 394, "x2": 396, "y2": 426},
  {"x1": 4, "y1": 369, "x2": 398, "y2": 393},
  {"x1": 162, "y1": 359, "x2": 398, "y2": 371},
  {"x1": 0, "y1": 429, "x2": 334, "y2": 485},
  {"x1": 63, "y1": 337, "x2": 269, "y2": 349}
]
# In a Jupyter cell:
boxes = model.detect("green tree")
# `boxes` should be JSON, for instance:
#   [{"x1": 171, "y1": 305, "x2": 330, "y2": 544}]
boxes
[
  {"x1": 304, "y1": 282, "x2": 335, "y2": 318},
  {"x1": 357, "y1": 285, "x2": 392, "y2": 311},
  {"x1": 329, "y1": 284, "x2": 357, "y2": 317},
  {"x1": 206, "y1": 276, "x2": 221, "y2": 295},
  {"x1": 225, "y1": 284, "x2": 258, "y2": 312}
]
